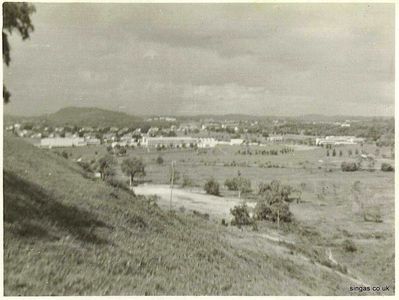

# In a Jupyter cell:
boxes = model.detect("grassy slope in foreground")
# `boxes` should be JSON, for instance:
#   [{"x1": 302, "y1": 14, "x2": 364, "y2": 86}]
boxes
[{"x1": 4, "y1": 135, "x2": 350, "y2": 296}]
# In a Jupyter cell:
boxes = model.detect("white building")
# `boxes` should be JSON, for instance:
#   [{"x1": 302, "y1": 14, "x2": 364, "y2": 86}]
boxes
[
  {"x1": 141, "y1": 136, "x2": 198, "y2": 148},
  {"x1": 230, "y1": 139, "x2": 244, "y2": 146},
  {"x1": 39, "y1": 137, "x2": 87, "y2": 148},
  {"x1": 267, "y1": 135, "x2": 283, "y2": 143},
  {"x1": 316, "y1": 136, "x2": 364, "y2": 146},
  {"x1": 85, "y1": 137, "x2": 101, "y2": 145},
  {"x1": 198, "y1": 138, "x2": 217, "y2": 148}
]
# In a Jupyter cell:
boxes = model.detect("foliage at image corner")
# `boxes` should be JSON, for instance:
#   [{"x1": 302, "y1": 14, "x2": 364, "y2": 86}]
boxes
[{"x1": 3, "y1": 2, "x2": 36, "y2": 103}]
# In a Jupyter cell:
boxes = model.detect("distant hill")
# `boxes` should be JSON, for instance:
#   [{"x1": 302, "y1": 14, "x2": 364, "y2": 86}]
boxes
[
  {"x1": 40, "y1": 107, "x2": 144, "y2": 128},
  {"x1": 5, "y1": 107, "x2": 391, "y2": 128},
  {"x1": 4, "y1": 107, "x2": 144, "y2": 128}
]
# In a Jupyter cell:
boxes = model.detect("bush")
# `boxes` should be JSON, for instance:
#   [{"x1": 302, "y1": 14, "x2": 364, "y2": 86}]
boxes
[
  {"x1": 193, "y1": 210, "x2": 210, "y2": 220},
  {"x1": 230, "y1": 204, "x2": 252, "y2": 227},
  {"x1": 156, "y1": 155, "x2": 164, "y2": 165},
  {"x1": 77, "y1": 161, "x2": 92, "y2": 172},
  {"x1": 381, "y1": 162, "x2": 394, "y2": 172},
  {"x1": 224, "y1": 177, "x2": 252, "y2": 193},
  {"x1": 117, "y1": 147, "x2": 127, "y2": 156},
  {"x1": 363, "y1": 207, "x2": 383, "y2": 223},
  {"x1": 258, "y1": 180, "x2": 292, "y2": 201},
  {"x1": 204, "y1": 178, "x2": 220, "y2": 196},
  {"x1": 106, "y1": 177, "x2": 131, "y2": 192},
  {"x1": 254, "y1": 199, "x2": 292, "y2": 223},
  {"x1": 342, "y1": 239, "x2": 357, "y2": 252},
  {"x1": 341, "y1": 161, "x2": 359, "y2": 172},
  {"x1": 182, "y1": 175, "x2": 194, "y2": 187},
  {"x1": 61, "y1": 150, "x2": 69, "y2": 159}
]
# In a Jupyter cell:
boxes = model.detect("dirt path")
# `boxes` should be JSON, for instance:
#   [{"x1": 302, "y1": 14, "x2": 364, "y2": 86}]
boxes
[
  {"x1": 135, "y1": 184, "x2": 369, "y2": 288},
  {"x1": 135, "y1": 184, "x2": 255, "y2": 220}
]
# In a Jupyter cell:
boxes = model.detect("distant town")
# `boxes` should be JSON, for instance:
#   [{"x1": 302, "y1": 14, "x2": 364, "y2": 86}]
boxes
[{"x1": 4, "y1": 111, "x2": 393, "y2": 151}]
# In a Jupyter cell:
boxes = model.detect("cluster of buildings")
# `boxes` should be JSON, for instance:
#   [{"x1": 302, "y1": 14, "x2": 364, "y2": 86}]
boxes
[
  {"x1": 315, "y1": 136, "x2": 365, "y2": 146},
  {"x1": 141, "y1": 137, "x2": 231, "y2": 149},
  {"x1": 6, "y1": 119, "x2": 366, "y2": 150}
]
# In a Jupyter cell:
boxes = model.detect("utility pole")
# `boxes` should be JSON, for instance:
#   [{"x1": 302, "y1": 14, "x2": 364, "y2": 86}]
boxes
[
  {"x1": 277, "y1": 209, "x2": 280, "y2": 231},
  {"x1": 169, "y1": 160, "x2": 175, "y2": 211}
]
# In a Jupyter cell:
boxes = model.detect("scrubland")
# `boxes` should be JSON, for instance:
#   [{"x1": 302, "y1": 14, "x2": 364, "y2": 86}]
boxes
[{"x1": 3, "y1": 135, "x2": 395, "y2": 295}]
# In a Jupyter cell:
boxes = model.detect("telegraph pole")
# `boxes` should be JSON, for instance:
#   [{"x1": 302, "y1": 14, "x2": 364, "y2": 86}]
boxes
[
  {"x1": 169, "y1": 160, "x2": 175, "y2": 211},
  {"x1": 277, "y1": 209, "x2": 280, "y2": 231}
]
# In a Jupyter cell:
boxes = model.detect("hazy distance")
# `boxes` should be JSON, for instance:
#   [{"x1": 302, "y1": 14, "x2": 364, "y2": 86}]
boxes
[{"x1": 3, "y1": 3, "x2": 394, "y2": 117}]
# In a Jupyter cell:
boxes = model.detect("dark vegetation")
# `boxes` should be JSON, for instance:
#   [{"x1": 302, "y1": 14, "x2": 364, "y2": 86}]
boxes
[
  {"x1": 3, "y1": 2, "x2": 36, "y2": 103},
  {"x1": 224, "y1": 176, "x2": 252, "y2": 194},
  {"x1": 342, "y1": 239, "x2": 357, "y2": 253},
  {"x1": 204, "y1": 178, "x2": 220, "y2": 196},
  {"x1": 341, "y1": 162, "x2": 360, "y2": 172},
  {"x1": 230, "y1": 204, "x2": 253, "y2": 227},
  {"x1": 381, "y1": 162, "x2": 394, "y2": 172}
]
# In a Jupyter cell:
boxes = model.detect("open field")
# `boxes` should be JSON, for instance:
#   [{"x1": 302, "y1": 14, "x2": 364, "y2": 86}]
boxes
[
  {"x1": 7, "y1": 134, "x2": 392, "y2": 295},
  {"x1": 40, "y1": 139, "x2": 396, "y2": 294}
]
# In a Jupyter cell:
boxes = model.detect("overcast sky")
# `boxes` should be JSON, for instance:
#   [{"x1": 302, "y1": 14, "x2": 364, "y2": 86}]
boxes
[{"x1": 3, "y1": 3, "x2": 395, "y2": 117}]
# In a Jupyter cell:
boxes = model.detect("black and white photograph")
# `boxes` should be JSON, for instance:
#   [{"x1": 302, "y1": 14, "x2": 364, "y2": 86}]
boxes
[{"x1": 2, "y1": 1, "x2": 395, "y2": 296}]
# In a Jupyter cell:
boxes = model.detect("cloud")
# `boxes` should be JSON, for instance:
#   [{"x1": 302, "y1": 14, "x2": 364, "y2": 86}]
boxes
[{"x1": 3, "y1": 3, "x2": 394, "y2": 116}]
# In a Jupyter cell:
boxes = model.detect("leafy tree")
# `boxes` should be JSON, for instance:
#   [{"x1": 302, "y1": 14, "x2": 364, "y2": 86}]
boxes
[
  {"x1": 230, "y1": 204, "x2": 253, "y2": 227},
  {"x1": 224, "y1": 176, "x2": 252, "y2": 198},
  {"x1": 254, "y1": 184, "x2": 292, "y2": 223},
  {"x1": 97, "y1": 155, "x2": 116, "y2": 181},
  {"x1": 204, "y1": 178, "x2": 220, "y2": 196},
  {"x1": 3, "y1": 2, "x2": 36, "y2": 103},
  {"x1": 121, "y1": 157, "x2": 146, "y2": 187}
]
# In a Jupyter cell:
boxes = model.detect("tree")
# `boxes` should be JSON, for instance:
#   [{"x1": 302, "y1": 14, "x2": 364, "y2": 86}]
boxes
[
  {"x1": 96, "y1": 155, "x2": 116, "y2": 181},
  {"x1": 254, "y1": 181, "x2": 293, "y2": 223},
  {"x1": 204, "y1": 178, "x2": 220, "y2": 196},
  {"x1": 121, "y1": 157, "x2": 145, "y2": 187},
  {"x1": 230, "y1": 204, "x2": 253, "y2": 227},
  {"x1": 3, "y1": 2, "x2": 36, "y2": 103},
  {"x1": 156, "y1": 155, "x2": 164, "y2": 165},
  {"x1": 224, "y1": 176, "x2": 251, "y2": 198}
]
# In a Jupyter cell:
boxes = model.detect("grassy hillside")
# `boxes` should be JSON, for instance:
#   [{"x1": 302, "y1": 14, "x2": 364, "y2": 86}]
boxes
[{"x1": 4, "y1": 135, "x2": 363, "y2": 295}]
